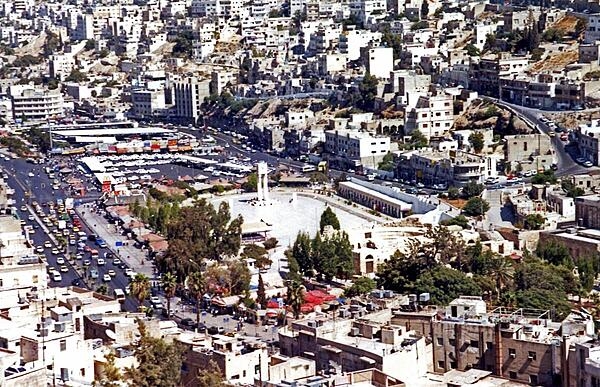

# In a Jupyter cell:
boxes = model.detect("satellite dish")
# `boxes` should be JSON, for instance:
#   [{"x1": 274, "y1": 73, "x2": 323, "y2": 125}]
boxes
[{"x1": 105, "y1": 329, "x2": 117, "y2": 340}]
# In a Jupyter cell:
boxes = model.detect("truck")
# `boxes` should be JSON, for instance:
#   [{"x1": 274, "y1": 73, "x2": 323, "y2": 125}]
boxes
[{"x1": 57, "y1": 220, "x2": 66, "y2": 230}]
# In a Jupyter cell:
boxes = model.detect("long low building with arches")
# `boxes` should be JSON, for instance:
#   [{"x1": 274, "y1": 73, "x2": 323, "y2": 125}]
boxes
[{"x1": 338, "y1": 181, "x2": 412, "y2": 218}]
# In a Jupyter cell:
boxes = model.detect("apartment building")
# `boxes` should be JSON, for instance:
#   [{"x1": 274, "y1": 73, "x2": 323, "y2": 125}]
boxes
[
  {"x1": 404, "y1": 94, "x2": 454, "y2": 139},
  {"x1": 172, "y1": 77, "x2": 211, "y2": 124},
  {"x1": 396, "y1": 149, "x2": 497, "y2": 186},
  {"x1": 278, "y1": 310, "x2": 431, "y2": 384},
  {"x1": 130, "y1": 89, "x2": 166, "y2": 118},
  {"x1": 179, "y1": 333, "x2": 269, "y2": 386},
  {"x1": 364, "y1": 46, "x2": 393, "y2": 80},
  {"x1": 397, "y1": 296, "x2": 569, "y2": 386},
  {"x1": 324, "y1": 128, "x2": 391, "y2": 169},
  {"x1": 9, "y1": 85, "x2": 64, "y2": 122},
  {"x1": 469, "y1": 55, "x2": 529, "y2": 98},
  {"x1": 578, "y1": 120, "x2": 600, "y2": 165},
  {"x1": 500, "y1": 73, "x2": 585, "y2": 110}
]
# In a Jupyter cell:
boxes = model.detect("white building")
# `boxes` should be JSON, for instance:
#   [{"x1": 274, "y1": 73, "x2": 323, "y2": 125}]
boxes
[
  {"x1": 325, "y1": 128, "x2": 391, "y2": 168},
  {"x1": 49, "y1": 54, "x2": 76, "y2": 81},
  {"x1": 131, "y1": 89, "x2": 166, "y2": 118},
  {"x1": 365, "y1": 46, "x2": 394, "y2": 80},
  {"x1": 9, "y1": 85, "x2": 64, "y2": 122},
  {"x1": 404, "y1": 94, "x2": 454, "y2": 139}
]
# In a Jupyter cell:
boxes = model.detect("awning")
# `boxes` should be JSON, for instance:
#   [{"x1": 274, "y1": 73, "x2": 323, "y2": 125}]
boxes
[
  {"x1": 360, "y1": 356, "x2": 376, "y2": 364},
  {"x1": 322, "y1": 345, "x2": 342, "y2": 354}
]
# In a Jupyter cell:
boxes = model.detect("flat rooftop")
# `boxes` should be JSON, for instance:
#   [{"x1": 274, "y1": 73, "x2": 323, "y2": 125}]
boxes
[{"x1": 339, "y1": 181, "x2": 412, "y2": 211}]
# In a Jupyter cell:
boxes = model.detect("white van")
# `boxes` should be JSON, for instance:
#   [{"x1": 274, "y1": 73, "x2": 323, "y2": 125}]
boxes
[
  {"x1": 113, "y1": 289, "x2": 125, "y2": 302},
  {"x1": 366, "y1": 174, "x2": 376, "y2": 181}
]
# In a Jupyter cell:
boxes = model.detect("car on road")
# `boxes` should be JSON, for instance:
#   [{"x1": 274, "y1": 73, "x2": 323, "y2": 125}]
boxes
[
  {"x1": 76, "y1": 253, "x2": 83, "y2": 260},
  {"x1": 548, "y1": 131, "x2": 556, "y2": 137},
  {"x1": 90, "y1": 269, "x2": 99, "y2": 279},
  {"x1": 59, "y1": 265, "x2": 68, "y2": 273},
  {"x1": 95, "y1": 238, "x2": 107, "y2": 248},
  {"x1": 102, "y1": 274, "x2": 111, "y2": 282},
  {"x1": 20, "y1": 205, "x2": 27, "y2": 211},
  {"x1": 207, "y1": 326, "x2": 225, "y2": 335},
  {"x1": 112, "y1": 258, "x2": 121, "y2": 265},
  {"x1": 56, "y1": 257, "x2": 65, "y2": 265},
  {"x1": 576, "y1": 157, "x2": 586, "y2": 164},
  {"x1": 584, "y1": 160, "x2": 594, "y2": 167},
  {"x1": 28, "y1": 172, "x2": 34, "y2": 177},
  {"x1": 51, "y1": 248, "x2": 59, "y2": 255},
  {"x1": 179, "y1": 318, "x2": 194, "y2": 329},
  {"x1": 71, "y1": 278, "x2": 82, "y2": 287},
  {"x1": 83, "y1": 259, "x2": 91, "y2": 266},
  {"x1": 51, "y1": 272, "x2": 62, "y2": 282},
  {"x1": 97, "y1": 258, "x2": 106, "y2": 266},
  {"x1": 28, "y1": 215, "x2": 34, "y2": 221},
  {"x1": 35, "y1": 246, "x2": 44, "y2": 253},
  {"x1": 44, "y1": 241, "x2": 52, "y2": 248},
  {"x1": 107, "y1": 269, "x2": 116, "y2": 277}
]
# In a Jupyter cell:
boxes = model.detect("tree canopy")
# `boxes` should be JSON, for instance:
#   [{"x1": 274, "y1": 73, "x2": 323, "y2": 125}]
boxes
[{"x1": 319, "y1": 207, "x2": 340, "y2": 232}]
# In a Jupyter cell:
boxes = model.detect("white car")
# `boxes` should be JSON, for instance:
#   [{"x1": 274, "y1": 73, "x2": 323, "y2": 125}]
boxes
[
  {"x1": 56, "y1": 257, "x2": 65, "y2": 265},
  {"x1": 102, "y1": 274, "x2": 111, "y2": 282},
  {"x1": 107, "y1": 269, "x2": 116, "y2": 277},
  {"x1": 97, "y1": 258, "x2": 106, "y2": 266},
  {"x1": 28, "y1": 172, "x2": 34, "y2": 177},
  {"x1": 35, "y1": 246, "x2": 44, "y2": 253},
  {"x1": 44, "y1": 241, "x2": 52, "y2": 248}
]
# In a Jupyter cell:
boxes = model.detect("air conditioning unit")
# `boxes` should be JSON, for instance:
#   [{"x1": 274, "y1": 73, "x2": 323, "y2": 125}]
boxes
[
  {"x1": 510, "y1": 353, "x2": 516, "y2": 358},
  {"x1": 528, "y1": 354, "x2": 534, "y2": 360},
  {"x1": 307, "y1": 321, "x2": 317, "y2": 328},
  {"x1": 54, "y1": 322, "x2": 65, "y2": 332},
  {"x1": 39, "y1": 328, "x2": 49, "y2": 337}
]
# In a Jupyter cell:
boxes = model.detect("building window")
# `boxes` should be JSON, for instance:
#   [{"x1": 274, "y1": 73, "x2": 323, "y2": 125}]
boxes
[
  {"x1": 530, "y1": 375, "x2": 538, "y2": 384},
  {"x1": 437, "y1": 337, "x2": 443, "y2": 346},
  {"x1": 32, "y1": 275, "x2": 38, "y2": 283},
  {"x1": 60, "y1": 340, "x2": 67, "y2": 351},
  {"x1": 449, "y1": 338, "x2": 456, "y2": 346},
  {"x1": 438, "y1": 361, "x2": 445, "y2": 369},
  {"x1": 528, "y1": 351, "x2": 536, "y2": 360},
  {"x1": 509, "y1": 348, "x2": 516, "y2": 357},
  {"x1": 509, "y1": 371, "x2": 517, "y2": 379},
  {"x1": 470, "y1": 340, "x2": 479, "y2": 348},
  {"x1": 486, "y1": 342, "x2": 493, "y2": 350},
  {"x1": 450, "y1": 361, "x2": 457, "y2": 369}
]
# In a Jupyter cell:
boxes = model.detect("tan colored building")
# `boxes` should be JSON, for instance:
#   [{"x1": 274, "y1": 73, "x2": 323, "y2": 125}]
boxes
[
  {"x1": 504, "y1": 134, "x2": 554, "y2": 172},
  {"x1": 575, "y1": 194, "x2": 600, "y2": 229}
]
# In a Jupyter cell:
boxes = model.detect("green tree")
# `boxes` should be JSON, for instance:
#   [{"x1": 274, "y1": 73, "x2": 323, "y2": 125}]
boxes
[
  {"x1": 158, "y1": 200, "x2": 243, "y2": 280},
  {"x1": 562, "y1": 180, "x2": 585, "y2": 197},
  {"x1": 85, "y1": 39, "x2": 96, "y2": 50},
  {"x1": 65, "y1": 69, "x2": 89, "y2": 83},
  {"x1": 95, "y1": 349, "x2": 123, "y2": 386},
  {"x1": 319, "y1": 207, "x2": 340, "y2": 232},
  {"x1": 411, "y1": 20, "x2": 429, "y2": 30},
  {"x1": 228, "y1": 260, "x2": 251, "y2": 295},
  {"x1": 413, "y1": 266, "x2": 481, "y2": 305},
  {"x1": 242, "y1": 244, "x2": 271, "y2": 269},
  {"x1": 263, "y1": 237, "x2": 278, "y2": 250},
  {"x1": 409, "y1": 129, "x2": 428, "y2": 148},
  {"x1": 161, "y1": 272, "x2": 177, "y2": 319},
  {"x1": 289, "y1": 231, "x2": 313, "y2": 276},
  {"x1": 125, "y1": 320, "x2": 183, "y2": 387},
  {"x1": 256, "y1": 274, "x2": 267, "y2": 309},
  {"x1": 462, "y1": 197, "x2": 490, "y2": 216},
  {"x1": 187, "y1": 271, "x2": 206, "y2": 326},
  {"x1": 468, "y1": 132, "x2": 484, "y2": 153},
  {"x1": 461, "y1": 181, "x2": 484, "y2": 199},
  {"x1": 287, "y1": 280, "x2": 305, "y2": 319},
  {"x1": 524, "y1": 213, "x2": 545, "y2": 230},
  {"x1": 358, "y1": 73, "x2": 379, "y2": 110},
  {"x1": 130, "y1": 274, "x2": 150, "y2": 311},
  {"x1": 195, "y1": 360, "x2": 227, "y2": 387},
  {"x1": 531, "y1": 170, "x2": 557, "y2": 185},
  {"x1": 447, "y1": 186, "x2": 460, "y2": 200},
  {"x1": 242, "y1": 173, "x2": 258, "y2": 191},
  {"x1": 465, "y1": 44, "x2": 481, "y2": 57},
  {"x1": 378, "y1": 152, "x2": 395, "y2": 171},
  {"x1": 346, "y1": 277, "x2": 376, "y2": 297},
  {"x1": 440, "y1": 215, "x2": 469, "y2": 229},
  {"x1": 536, "y1": 240, "x2": 571, "y2": 266},
  {"x1": 488, "y1": 256, "x2": 514, "y2": 301}
]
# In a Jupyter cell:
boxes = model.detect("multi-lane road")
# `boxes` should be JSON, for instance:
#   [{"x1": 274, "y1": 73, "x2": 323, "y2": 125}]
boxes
[{"x1": 0, "y1": 157, "x2": 139, "y2": 311}]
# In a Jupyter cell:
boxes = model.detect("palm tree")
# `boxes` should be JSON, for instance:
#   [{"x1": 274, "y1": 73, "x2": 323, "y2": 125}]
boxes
[
  {"x1": 187, "y1": 271, "x2": 206, "y2": 326},
  {"x1": 287, "y1": 280, "x2": 305, "y2": 319},
  {"x1": 161, "y1": 272, "x2": 177, "y2": 319},
  {"x1": 488, "y1": 256, "x2": 514, "y2": 301},
  {"x1": 130, "y1": 274, "x2": 150, "y2": 311}
]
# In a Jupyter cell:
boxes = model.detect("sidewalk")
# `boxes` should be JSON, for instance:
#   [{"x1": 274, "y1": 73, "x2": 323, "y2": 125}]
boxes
[{"x1": 75, "y1": 205, "x2": 155, "y2": 278}]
